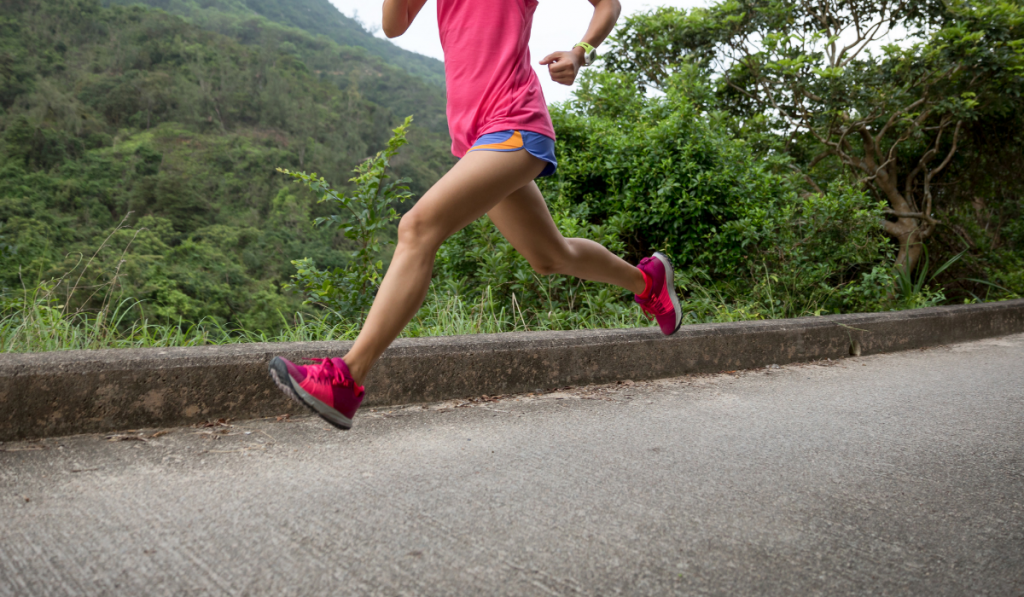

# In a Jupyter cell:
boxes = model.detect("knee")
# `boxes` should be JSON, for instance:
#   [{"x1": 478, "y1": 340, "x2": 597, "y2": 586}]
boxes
[
  {"x1": 529, "y1": 258, "x2": 562, "y2": 276},
  {"x1": 523, "y1": 236, "x2": 577, "y2": 276},
  {"x1": 527, "y1": 247, "x2": 569, "y2": 276},
  {"x1": 397, "y1": 211, "x2": 441, "y2": 250}
]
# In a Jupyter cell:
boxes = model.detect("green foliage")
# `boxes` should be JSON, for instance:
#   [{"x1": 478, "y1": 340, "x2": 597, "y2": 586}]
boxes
[
  {"x1": 923, "y1": 110, "x2": 1024, "y2": 302},
  {"x1": 724, "y1": 185, "x2": 893, "y2": 317},
  {"x1": 106, "y1": 0, "x2": 447, "y2": 87},
  {"x1": 281, "y1": 117, "x2": 646, "y2": 331},
  {"x1": 549, "y1": 70, "x2": 787, "y2": 270},
  {"x1": 5, "y1": 0, "x2": 1020, "y2": 356},
  {"x1": 435, "y1": 197, "x2": 644, "y2": 331},
  {"x1": 0, "y1": 0, "x2": 453, "y2": 335},
  {"x1": 891, "y1": 246, "x2": 965, "y2": 309},
  {"x1": 838, "y1": 246, "x2": 969, "y2": 312},
  {"x1": 1, "y1": 277, "x2": 647, "y2": 353},
  {"x1": 0, "y1": 125, "x2": 344, "y2": 330},
  {"x1": 602, "y1": 0, "x2": 1024, "y2": 298},
  {"x1": 547, "y1": 69, "x2": 892, "y2": 317},
  {"x1": 603, "y1": 0, "x2": 1024, "y2": 273},
  {"x1": 282, "y1": 116, "x2": 413, "y2": 319},
  {"x1": 0, "y1": 276, "x2": 364, "y2": 352},
  {"x1": 97, "y1": 0, "x2": 451, "y2": 140}
]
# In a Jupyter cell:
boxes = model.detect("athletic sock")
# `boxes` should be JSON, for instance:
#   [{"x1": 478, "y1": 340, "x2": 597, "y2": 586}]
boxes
[{"x1": 638, "y1": 270, "x2": 654, "y2": 299}]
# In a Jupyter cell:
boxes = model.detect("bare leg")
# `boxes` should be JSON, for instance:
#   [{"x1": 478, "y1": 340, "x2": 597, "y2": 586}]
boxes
[
  {"x1": 342, "y1": 149, "x2": 547, "y2": 385},
  {"x1": 486, "y1": 182, "x2": 646, "y2": 294}
]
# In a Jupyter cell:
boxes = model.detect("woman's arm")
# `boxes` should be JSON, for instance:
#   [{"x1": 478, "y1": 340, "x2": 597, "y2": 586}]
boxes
[
  {"x1": 540, "y1": 0, "x2": 621, "y2": 86},
  {"x1": 382, "y1": 0, "x2": 429, "y2": 38}
]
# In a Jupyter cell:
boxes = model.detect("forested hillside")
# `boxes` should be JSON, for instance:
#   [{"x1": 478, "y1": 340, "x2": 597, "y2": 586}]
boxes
[
  {"x1": 104, "y1": 0, "x2": 447, "y2": 87},
  {"x1": 0, "y1": 0, "x2": 453, "y2": 329}
]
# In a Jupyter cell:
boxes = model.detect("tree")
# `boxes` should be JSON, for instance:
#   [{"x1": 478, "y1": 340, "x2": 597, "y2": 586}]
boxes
[{"x1": 604, "y1": 0, "x2": 1024, "y2": 271}]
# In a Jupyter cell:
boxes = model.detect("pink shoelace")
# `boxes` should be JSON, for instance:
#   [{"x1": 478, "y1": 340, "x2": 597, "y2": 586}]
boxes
[{"x1": 308, "y1": 358, "x2": 363, "y2": 394}]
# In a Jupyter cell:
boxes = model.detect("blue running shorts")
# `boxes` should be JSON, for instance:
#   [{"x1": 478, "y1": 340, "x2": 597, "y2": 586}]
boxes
[{"x1": 466, "y1": 130, "x2": 557, "y2": 177}]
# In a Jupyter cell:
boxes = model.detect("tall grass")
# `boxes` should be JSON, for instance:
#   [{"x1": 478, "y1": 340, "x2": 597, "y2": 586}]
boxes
[
  {"x1": 3, "y1": 274, "x2": 812, "y2": 354},
  {"x1": 7, "y1": 248, "x2": 978, "y2": 354},
  {"x1": 0, "y1": 282, "x2": 659, "y2": 354},
  {"x1": 405, "y1": 286, "x2": 652, "y2": 337}
]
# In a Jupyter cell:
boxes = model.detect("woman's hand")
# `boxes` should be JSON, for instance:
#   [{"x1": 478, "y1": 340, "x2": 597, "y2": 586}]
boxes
[
  {"x1": 382, "y1": 0, "x2": 428, "y2": 38},
  {"x1": 541, "y1": 0, "x2": 620, "y2": 86},
  {"x1": 539, "y1": 48, "x2": 586, "y2": 86}
]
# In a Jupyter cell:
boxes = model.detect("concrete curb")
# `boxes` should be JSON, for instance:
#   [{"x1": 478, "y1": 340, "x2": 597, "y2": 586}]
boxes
[{"x1": 2, "y1": 300, "x2": 1023, "y2": 441}]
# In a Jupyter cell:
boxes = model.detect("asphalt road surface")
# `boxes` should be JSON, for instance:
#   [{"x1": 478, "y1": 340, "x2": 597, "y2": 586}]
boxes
[{"x1": 2, "y1": 334, "x2": 1023, "y2": 596}]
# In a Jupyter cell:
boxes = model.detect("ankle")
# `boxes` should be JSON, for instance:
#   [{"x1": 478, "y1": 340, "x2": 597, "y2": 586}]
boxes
[
  {"x1": 341, "y1": 354, "x2": 368, "y2": 387},
  {"x1": 636, "y1": 269, "x2": 653, "y2": 298}
]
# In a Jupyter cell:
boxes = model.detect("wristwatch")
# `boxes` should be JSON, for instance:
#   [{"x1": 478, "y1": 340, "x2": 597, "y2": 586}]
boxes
[{"x1": 573, "y1": 42, "x2": 597, "y2": 67}]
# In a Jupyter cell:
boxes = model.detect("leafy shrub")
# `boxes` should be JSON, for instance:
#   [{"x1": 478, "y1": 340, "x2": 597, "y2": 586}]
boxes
[
  {"x1": 283, "y1": 117, "x2": 413, "y2": 320},
  {"x1": 725, "y1": 183, "x2": 892, "y2": 316},
  {"x1": 434, "y1": 197, "x2": 642, "y2": 330},
  {"x1": 547, "y1": 70, "x2": 894, "y2": 318},
  {"x1": 283, "y1": 116, "x2": 647, "y2": 330},
  {"x1": 546, "y1": 71, "x2": 796, "y2": 273}
]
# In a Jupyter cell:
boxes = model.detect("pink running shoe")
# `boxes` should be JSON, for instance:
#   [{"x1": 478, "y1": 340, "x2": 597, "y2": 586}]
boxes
[
  {"x1": 635, "y1": 251, "x2": 683, "y2": 336},
  {"x1": 268, "y1": 356, "x2": 364, "y2": 429}
]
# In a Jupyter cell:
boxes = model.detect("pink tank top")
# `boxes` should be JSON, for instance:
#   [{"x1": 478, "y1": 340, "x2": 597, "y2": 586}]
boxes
[{"x1": 437, "y1": 0, "x2": 556, "y2": 157}]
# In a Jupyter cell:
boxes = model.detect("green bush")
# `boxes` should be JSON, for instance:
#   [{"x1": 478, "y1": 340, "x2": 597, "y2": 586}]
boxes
[
  {"x1": 434, "y1": 197, "x2": 642, "y2": 330},
  {"x1": 0, "y1": 0, "x2": 455, "y2": 334},
  {"x1": 724, "y1": 184, "x2": 892, "y2": 316},
  {"x1": 284, "y1": 118, "x2": 648, "y2": 330},
  {"x1": 282, "y1": 116, "x2": 414, "y2": 320},
  {"x1": 546, "y1": 70, "x2": 893, "y2": 318}
]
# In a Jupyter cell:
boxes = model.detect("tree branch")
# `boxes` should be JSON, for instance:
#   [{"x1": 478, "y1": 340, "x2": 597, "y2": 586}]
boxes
[
  {"x1": 874, "y1": 96, "x2": 928, "y2": 144},
  {"x1": 884, "y1": 209, "x2": 939, "y2": 224},
  {"x1": 790, "y1": 163, "x2": 824, "y2": 194},
  {"x1": 927, "y1": 120, "x2": 962, "y2": 182}
]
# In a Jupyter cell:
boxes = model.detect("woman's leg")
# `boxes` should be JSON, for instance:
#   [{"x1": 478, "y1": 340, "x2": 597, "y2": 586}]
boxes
[
  {"x1": 341, "y1": 149, "x2": 547, "y2": 385},
  {"x1": 486, "y1": 181, "x2": 646, "y2": 294}
]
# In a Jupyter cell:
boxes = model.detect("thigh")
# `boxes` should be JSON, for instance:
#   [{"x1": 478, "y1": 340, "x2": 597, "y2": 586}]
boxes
[
  {"x1": 486, "y1": 181, "x2": 569, "y2": 260},
  {"x1": 403, "y1": 148, "x2": 547, "y2": 244}
]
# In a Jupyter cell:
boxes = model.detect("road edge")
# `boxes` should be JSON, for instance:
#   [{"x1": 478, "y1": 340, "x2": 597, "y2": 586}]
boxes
[{"x1": 2, "y1": 299, "x2": 1023, "y2": 440}]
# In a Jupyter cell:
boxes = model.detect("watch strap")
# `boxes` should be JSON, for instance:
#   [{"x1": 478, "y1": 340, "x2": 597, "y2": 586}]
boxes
[{"x1": 573, "y1": 42, "x2": 597, "y2": 66}]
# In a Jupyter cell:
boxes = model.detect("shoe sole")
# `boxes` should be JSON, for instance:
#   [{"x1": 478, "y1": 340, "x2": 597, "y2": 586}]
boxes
[
  {"x1": 653, "y1": 251, "x2": 683, "y2": 335},
  {"x1": 268, "y1": 357, "x2": 353, "y2": 430}
]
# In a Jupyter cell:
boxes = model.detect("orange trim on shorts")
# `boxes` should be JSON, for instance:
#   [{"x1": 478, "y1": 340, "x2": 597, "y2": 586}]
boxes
[{"x1": 467, "y1": 130, "x2": 524, "y2": 152}]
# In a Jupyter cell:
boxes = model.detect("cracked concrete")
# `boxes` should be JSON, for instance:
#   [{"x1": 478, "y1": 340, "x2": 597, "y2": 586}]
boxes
[{"x1": 2, "y1": 334, "x2": 1023, "y2": 595}]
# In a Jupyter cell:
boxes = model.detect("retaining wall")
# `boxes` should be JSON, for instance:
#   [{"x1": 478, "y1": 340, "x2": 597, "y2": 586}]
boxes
[{"x1": 2, "y1": 300, "x2": 1023, "y2": 440}]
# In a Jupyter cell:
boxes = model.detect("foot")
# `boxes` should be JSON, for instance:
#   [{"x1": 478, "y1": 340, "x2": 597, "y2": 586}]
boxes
[
  {"x1": 634, "y1": 251, "x2": 683, "y2": 336},
  {"x1": 268, "y1": 356, "x2": 365, "y2": 429}
]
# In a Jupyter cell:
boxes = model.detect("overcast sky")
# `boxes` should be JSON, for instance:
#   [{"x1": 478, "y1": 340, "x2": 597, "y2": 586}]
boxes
[{"x1": 327, "y1": 0, "x2": 707, "y2": 104}]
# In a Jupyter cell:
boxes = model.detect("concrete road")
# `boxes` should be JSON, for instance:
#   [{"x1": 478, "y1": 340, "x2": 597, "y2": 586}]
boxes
[{"x1": 2, "y1": 335, "x2": 1023, "y2": 596}]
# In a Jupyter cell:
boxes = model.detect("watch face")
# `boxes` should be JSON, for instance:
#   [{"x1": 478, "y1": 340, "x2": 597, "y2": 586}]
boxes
[{"x1": 585, "y1": 49, "x2": 597, "y2": 66}]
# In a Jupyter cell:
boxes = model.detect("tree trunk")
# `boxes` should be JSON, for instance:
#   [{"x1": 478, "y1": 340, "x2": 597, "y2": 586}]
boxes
[
  {"x1": 873, "y1": 165, "x2": 925, "y2": 273},
  {"x1": 890, "y1": 222, "x2": 923, "y2": 273}
]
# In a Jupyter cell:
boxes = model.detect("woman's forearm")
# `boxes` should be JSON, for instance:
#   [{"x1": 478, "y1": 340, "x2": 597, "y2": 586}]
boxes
[
  {"x1": 382, "y1": 0, "x2": 427, "y2": 38},
  {"x1": 540, "y1": 0, "x2": 622, "y2": 85},
  {"x1": 579, "y1": 0, "x2": 621, "y2": 49}
]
